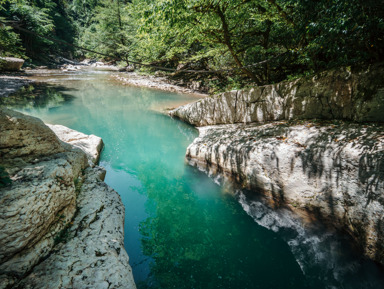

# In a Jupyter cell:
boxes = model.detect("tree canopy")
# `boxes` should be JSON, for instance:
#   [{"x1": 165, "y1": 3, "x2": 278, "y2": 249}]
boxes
[{"x1": 0, "y1": 0, "x2": 383, "y2": 88}]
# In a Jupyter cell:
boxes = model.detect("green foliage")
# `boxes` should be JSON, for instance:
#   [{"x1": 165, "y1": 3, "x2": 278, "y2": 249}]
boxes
[
  {"x1": 53, "y1": 223, "x2": 71, "y2": 245},
  {"x1": 78, "y1": 0, "x2": 132, "y2": 60},
  {"x1": 126, "y1": 0, "x2": 383, "y2": 85},
  {"x1": 1, "y1": 0, "x2": 382, "y2": 86},
  {"x1": 0, "y1": 0, "x2": 77, "y2": 59},
  {"x1": 0, "y1": 18, "x2": 24, "y2": 57},
  {"x1": 286, "y1": 0, "x2": 384, "y2": 70}
]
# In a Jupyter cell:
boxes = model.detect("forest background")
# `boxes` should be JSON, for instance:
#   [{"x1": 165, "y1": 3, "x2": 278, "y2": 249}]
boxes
[{"x1": 0, "y1": 0, "x2": 383, "y2": 91}]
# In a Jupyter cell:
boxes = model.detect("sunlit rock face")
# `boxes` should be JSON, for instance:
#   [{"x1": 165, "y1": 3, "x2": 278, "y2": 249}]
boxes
[
  {"x1": 0, "y1": 108, "x2": 136, "y2": 289},
  {"x1": 186, "y1": 122, "x2": 384, "y2": 264},
  {"x1": 47, "y1": 124, "x2": 104, "y2": 165},
  {"x1": 170, "y1": 63, "x2": 384, "y2": 125}
]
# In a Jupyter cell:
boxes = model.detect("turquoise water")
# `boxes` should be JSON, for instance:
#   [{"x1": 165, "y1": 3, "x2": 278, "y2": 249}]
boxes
[{"x1": 8, "y1": 70, "x2": 384, "y2": 289}]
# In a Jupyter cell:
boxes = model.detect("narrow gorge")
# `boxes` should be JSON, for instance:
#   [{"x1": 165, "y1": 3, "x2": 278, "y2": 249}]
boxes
[{"x1": 1, "y1": 66, "x2": 383, "y2": 289}]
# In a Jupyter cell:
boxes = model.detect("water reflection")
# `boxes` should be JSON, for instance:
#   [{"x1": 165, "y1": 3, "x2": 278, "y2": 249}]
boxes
[
  {"x1": 237, "y1": 191, "x2": 384, "y2": 289},
  {"x1": 135, "y1": 166, "x2": 308, "y2": 289},
  {"x1": 0, "y1": 82, "x2": 75, "y2": 109}
]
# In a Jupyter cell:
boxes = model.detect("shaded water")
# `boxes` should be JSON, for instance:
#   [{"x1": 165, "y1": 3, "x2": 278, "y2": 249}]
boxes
[{"x1": 6, "y1": 69, "x2": 384, "y2": 289}]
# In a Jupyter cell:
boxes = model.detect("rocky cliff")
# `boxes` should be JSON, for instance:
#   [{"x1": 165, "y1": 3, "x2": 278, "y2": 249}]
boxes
[
  {"x1": 170, "y1": 64, "x2": 384, "y2": 265},
  {"x1": 170, "y1": 63, "x2": 384, "y2": 126},
  {"x1": 186, "y1": 121, "x2": 384, "y2": 264},
  {"x1": 0, "y1": 108, "x2": 136, "y2": 289}
]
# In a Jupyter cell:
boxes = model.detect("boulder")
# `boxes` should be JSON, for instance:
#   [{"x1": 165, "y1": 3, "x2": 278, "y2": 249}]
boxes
[
  {"x1": 17, "y1": 167, "x2": 136, "y2": 289},
  {"x1": 0, "y1": 57, "x2": 24, "y2": 71},
  {"x1": 0, "y1": 108, "x2": 87, "y2": 287},
  {"x1": 0, "y1": 108, "x2": 66, "y2": 167},
  {"x1": 47, "y1": 124, "x2": 104, "y2": 165}
]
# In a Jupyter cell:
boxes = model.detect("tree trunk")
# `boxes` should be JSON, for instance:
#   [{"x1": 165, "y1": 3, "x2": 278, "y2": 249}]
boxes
[{"x1": 216, "y1": 6, "x2": 262, "y2": 85}]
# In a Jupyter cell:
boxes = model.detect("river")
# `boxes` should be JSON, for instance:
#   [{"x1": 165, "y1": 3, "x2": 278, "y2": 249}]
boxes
[{"x1": 4, "y1": 69, "x2": 384, "y2": 289}]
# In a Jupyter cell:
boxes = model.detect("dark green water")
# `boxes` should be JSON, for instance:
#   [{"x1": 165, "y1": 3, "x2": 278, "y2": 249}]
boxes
[{"x1": 7, "y1": 70, "x2": 384, "y2": 289}]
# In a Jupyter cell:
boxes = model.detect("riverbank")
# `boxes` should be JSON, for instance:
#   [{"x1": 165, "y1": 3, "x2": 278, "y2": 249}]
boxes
[
  {"x1": 0, "y1": 76, "x2": 136, "y2": 288},
  {"x1": 113, "y1": 72, "x2": 208, "y2": 96},
  {"x1": 170, "y1": 63, "x2": 384, "y2": 265}
]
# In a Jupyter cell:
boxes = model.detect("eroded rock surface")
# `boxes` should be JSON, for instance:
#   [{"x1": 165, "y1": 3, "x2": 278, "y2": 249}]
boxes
[
  {"x1": 18, "y1": 167, "x2": 135, "y2": 289},
  {"x1": 0, "y1": 108, "x2": 136, "y2": 289},
  {"x1": 186, "y1": 121, "x2": 384, "y2": 263},
  {"x1": 170, "y1": 63, "x2": 384, "y2": 125},
  {"x1": 47, "y1": 124, "x2": 104, "y2": 164}
]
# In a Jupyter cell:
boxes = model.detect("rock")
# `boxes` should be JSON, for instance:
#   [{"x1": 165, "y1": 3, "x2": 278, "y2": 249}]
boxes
[
  {"x1": 170, "y1": 63, "x2": 384, "y2": 125},
  {"x1": 186, "y1": 121, "x2": 384, "y2": 264},
  {"x1": 61, "y1": 64, "x2": 82, "y2": 71},
  {"x1": 0, "y1": 57, "x2": 24, "y2": 71},
  {"x1": 80, "y1": 59, "x2": 93, "y2": 65},
  {"x1": 17, "y1": 167, "x2": 136, "y2": 289},
  {"x1": 0, "y1": 109, "x2": 136, "y2": 289},
  {"x1": 56, "y1": 57, "x2": 80, "y2": 66},
  {"x1": 47, "y1": 124, "x2": 104, "y2": 165},
  {"x1": 0, "y1": 108, "x2": 87, "y2": 285},
  {"x1": 0, "y1": 108, "x2": 66, "y2": 167},
  {"x1": 0, "y1": 152, "x2": 86, "y2": 281},
  {"x1": 113, "y1": 73, "x2": 207, "y2": 96}
]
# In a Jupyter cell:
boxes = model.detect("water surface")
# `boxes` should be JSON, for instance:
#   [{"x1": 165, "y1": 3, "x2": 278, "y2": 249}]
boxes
[{"x1": 6, "y1": 69, "x2": 384, "y2": 289}]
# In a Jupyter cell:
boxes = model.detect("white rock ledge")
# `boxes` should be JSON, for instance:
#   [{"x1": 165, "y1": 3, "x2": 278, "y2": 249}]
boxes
[
  {"x1": 47, "y1": 124, "x2": 104, "y2": 165},
  {"x1": 186, "y1": 121, "x2": 384, "y2": 264}
]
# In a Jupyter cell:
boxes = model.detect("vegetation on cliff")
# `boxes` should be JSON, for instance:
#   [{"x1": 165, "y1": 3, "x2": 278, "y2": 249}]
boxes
[{"x1": 0, "y1": 0, "x2": 383, "y2": 89}]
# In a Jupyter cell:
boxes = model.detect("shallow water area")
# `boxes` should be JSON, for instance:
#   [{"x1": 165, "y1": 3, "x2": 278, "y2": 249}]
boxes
[{"x1": 4, "y1": 69, "x2": 384, "y2": 289}]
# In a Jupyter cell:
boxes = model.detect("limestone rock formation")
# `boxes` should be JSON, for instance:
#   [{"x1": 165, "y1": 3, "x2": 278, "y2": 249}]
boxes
[
  {"x1": 0, "y1": 108, "x2": 136, "y2": 289},
  {"x1": 170, "y1": 63, "x2": 384, "y2": 125},
  {"x1": 186, "y1": 121, "x2": 384, "y2": 264},
  {"x1": 47, "y1": 124, "x2": 104, "y2": 164},
  {"x1": 0, "y1": 108, "x2": 66, "y2": 165},
  {"x1": 17, "y1": 167, "x2": 136, "y2": 289}
]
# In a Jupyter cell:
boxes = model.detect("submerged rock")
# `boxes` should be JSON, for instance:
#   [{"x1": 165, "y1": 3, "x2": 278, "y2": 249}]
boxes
[
  {"x1": 0, "y1": 108, "x2": 136, "y2": 289},
  {"x1": 186, "y1": 121, "x2": 384, "y2": 264}
]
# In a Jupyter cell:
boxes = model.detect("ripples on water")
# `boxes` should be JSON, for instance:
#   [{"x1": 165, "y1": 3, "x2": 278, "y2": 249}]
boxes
[{"x1": 4, "y1": 69, "x2": 384, "y2": 289}]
